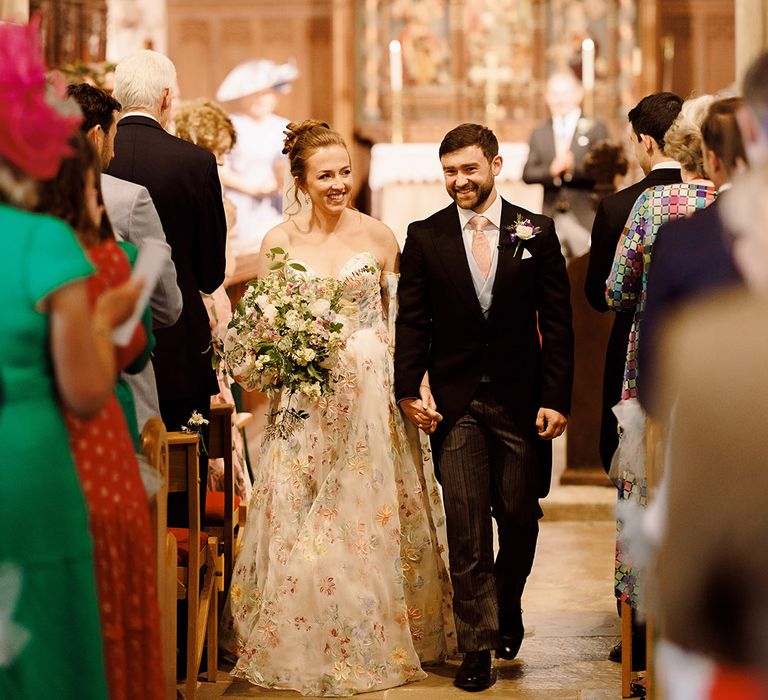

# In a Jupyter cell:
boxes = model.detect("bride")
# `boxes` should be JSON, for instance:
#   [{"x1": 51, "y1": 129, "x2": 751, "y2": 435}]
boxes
[{"x1": 227, "y1": 120, "x2": 454, "y2": 696}]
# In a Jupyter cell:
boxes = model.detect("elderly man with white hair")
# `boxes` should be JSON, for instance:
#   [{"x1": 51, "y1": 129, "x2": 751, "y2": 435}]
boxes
[{"x1": 106, "y1": 49, "x2": 227, "y2": 531}]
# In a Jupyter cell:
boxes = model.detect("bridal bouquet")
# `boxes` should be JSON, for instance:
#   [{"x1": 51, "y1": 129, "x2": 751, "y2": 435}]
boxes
[{"x1": 220, "y1": 248, "x2": 346, "y2": 440}]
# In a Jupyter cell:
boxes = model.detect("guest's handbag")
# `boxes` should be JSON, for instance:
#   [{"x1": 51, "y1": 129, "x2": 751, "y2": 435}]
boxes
[{"x1": 609, "y1": 397, "x2": 647, "y2": 485}]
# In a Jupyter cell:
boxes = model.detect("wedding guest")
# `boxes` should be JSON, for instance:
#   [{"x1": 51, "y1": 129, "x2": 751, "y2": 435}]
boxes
[
  {"x1": 0, "y1": 18, "x2": 139, "y2": 698},
  {"x1": 67, "y1": 81, "x2": 182, "y2": 439},
  {"x1": 638, "y1": 97, "x2": 747, "y2": 410},
  {"x1": 523, "y1": 71, "x2": 608, "y2": 258},
  {"x1": 736, "y1": 50, "x2": 768, "y2": 168},
  {"x1": 585, "y1": 92, "x2": 682, "y2": 475},
  {"x1": 216, "y1": 59, "x2": 298, "y2": 253},
  {"x1": 106, "y1": 49, "x2": 228, "y2": 527},
  {"x1": 584, "y1": 90, "x2": 682, "y2": 670},
  {"x1": 227, "y1": 120, "x2": 453, "y2": 695},
  {"x1": 604, "y1": 97, "x2": 716, "y2": 694},
  {"x1": 173, "y1": 98, "x2": 251, "y2": 500},
  {"x1": 651, "y1": 281, "x2": 768, "y2": 699},
  {"x1": 36, "y1": 131, "x2": 164, "y2": 700}
]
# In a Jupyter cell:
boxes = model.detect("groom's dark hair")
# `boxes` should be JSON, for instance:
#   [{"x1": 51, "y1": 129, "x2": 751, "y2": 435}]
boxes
[
  {"x1": 627, "y1": 92, "x2": 683, "y2": 151},
  {"x1": 439, "y1": 123, "x2": 499, "y2": 161}
]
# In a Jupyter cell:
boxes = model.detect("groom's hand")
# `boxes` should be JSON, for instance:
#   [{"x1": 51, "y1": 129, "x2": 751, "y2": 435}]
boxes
[
  {"x1": 400, "y1": 394, "x2": 442, "y2": 435},
  {"x1": 536, "y1": 407, "x2": 567, "y2": 439}
]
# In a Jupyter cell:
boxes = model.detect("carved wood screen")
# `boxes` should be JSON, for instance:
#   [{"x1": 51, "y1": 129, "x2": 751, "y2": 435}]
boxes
[
  {"x1": 355, "y1": 0, "x2": 639, "y2": 142},
  {"x1": 31, "y1": 0, "x2": 108, "y2": 68}
]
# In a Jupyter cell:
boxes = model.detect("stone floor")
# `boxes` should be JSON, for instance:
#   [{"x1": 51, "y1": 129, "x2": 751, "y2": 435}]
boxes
[{"x1": 189, "y1": 428, "x2": 633, "y2": 699}]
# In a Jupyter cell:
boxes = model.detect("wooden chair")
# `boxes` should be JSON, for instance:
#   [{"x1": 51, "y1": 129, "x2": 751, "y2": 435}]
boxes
[
  {"x1": 205, "y1": 402, "x2": 248, "y2": 597},
  {"x1": 167, "y1": 430, "x2": 219, "y2": 699},
  {"x1": 141, "y1": 417, "x2": 177, "y2": 700},
  {"x1": 621, "y1": 417, "x2": 663, "y2": 699}
]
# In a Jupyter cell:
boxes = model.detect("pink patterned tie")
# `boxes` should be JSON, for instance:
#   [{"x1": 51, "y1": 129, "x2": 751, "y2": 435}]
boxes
[{"x1": 469, "y1": 215, "x2": 491, "y2": 279}]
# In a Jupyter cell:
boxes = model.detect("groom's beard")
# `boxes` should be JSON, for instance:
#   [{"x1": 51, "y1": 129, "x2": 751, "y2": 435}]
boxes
[{"x1": 449, "y1": 173, "x2": 494, "y2": 210}]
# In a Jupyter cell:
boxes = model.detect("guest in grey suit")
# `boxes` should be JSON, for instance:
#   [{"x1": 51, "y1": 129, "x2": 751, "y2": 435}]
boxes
[{"x1": 67, "y1": 83, "x2": 182, "y2": 429}]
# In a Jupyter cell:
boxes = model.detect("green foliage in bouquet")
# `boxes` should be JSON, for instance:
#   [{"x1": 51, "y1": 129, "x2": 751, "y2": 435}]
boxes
[{"x1": 220, "y1": 248, "x2": 346, "y2": 440}]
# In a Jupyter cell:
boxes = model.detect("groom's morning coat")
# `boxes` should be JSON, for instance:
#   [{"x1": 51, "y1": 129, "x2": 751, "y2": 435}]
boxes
[{"x1": 394, "y1": 198, "x2": 574, "y2": 497}]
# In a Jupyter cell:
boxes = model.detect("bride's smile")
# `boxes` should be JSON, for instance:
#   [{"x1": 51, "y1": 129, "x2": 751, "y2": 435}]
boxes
[{"x1": 304, "y1": 144, "x2": 353, "y2": 214}]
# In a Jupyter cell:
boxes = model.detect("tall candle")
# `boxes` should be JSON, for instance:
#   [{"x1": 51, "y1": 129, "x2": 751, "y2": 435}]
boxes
[
  {"x1": 581, "y1": 37, "x2": 595, "y2": 91},
  {"x1": 389, "y1": 39, "x2": 403, "y2": 93}
]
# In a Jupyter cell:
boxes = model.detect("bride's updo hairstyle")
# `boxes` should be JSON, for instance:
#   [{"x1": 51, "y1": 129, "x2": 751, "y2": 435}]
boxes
[{"x1": 282, "y1": 119, "x2": 349, "y2": 210}]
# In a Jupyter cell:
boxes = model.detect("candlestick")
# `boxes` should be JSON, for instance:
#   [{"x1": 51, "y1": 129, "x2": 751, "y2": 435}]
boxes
[
  {"x1": 389, "y1": 39, "x2": 403, "y2": 93},
  {"x1": 389, "y1": 39, "x2": 403, "y2": 143},
  {"x1": 581, "y1": 37, "x2": 595, "y2": 91}
]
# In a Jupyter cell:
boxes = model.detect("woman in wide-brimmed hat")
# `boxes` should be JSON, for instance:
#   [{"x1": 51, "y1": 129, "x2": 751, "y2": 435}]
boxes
[{"x1": 216, "y1": 59, "x2": 299, "y2": 253}]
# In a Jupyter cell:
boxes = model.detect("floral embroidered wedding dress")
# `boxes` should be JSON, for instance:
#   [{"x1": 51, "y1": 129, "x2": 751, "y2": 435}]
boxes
[{"x1": 228, "y1": 251, "x2": 455, "y2": 696}]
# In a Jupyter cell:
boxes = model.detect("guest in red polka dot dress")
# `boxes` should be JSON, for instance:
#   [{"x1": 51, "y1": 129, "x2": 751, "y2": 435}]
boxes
[{"x1": 36, "y1": 133, "x2": 164, "y2": 700}]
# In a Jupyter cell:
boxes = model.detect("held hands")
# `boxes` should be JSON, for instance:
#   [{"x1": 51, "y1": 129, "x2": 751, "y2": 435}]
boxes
[
  {"x1": 400, "y1": 384, "x2": 443, "y2": 435},
  {"x1": 536, "y1": 407, "x2": 567, "y2": 440}
]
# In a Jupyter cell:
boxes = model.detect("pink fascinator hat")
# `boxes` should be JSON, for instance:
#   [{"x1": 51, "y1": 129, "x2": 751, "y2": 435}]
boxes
[{"x1": 0, "y1": 15, "x2": 82, "y2": 180}]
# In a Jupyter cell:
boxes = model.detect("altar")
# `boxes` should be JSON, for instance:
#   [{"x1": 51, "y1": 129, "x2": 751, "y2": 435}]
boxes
[{"x1": 368, "y1": 142, "x2": 543, "y2": 247}]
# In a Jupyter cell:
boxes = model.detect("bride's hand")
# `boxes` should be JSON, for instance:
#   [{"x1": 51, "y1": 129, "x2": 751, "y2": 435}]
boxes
[
  {"x1": 400, "y1": 394, "x2": 442, "y2": 435},
  {"x1": 419, "y1": 384, "x2": 442, "y2": 433}
]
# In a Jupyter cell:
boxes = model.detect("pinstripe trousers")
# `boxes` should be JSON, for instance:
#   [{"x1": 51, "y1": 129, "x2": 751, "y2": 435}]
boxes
[{"x1": 438, "y1": 384, "x2": 541, "y2": 652}]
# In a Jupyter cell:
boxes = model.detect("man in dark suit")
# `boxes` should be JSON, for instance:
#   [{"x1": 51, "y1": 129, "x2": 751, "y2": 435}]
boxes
[
  {"x1": 523, "y1": 71, "x2": 608, "y2": 259},
  {"x1": 67, "y1": 82, "x2": 184, "y2": 434},
  {"x1": 638, "y1": 97, "x2": 747, "y2": 412},
  {"x1": 584, "y1": 92, "x2": 683, "y2": 474},
  {"x1": 395, "y1": 123, "x2": 573, "y2": 691},
  {"x1": 583, "y1": 91, "x2": 682, "y2": 669},
  {"x1": 107, "y1": 49, "x2": 227, "y2": 524}
]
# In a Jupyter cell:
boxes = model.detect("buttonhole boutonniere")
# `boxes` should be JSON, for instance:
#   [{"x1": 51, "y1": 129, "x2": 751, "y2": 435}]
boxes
[{"x1": 503, "y1": 215, "x2": 541, "y2": 256}]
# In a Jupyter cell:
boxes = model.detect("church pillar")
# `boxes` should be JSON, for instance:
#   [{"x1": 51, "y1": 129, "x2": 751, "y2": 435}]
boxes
[
  {"x1": 735, "y1": 0, "x2": 768, "y2": 82},
  {"x1": 331, "y1": 0, "x2": 355, "y2": 145}
]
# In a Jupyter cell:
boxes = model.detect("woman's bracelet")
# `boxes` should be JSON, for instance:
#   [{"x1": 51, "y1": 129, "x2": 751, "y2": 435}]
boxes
[{"x1": 420, "y1": 384, "x2": 430, "y2": 389}]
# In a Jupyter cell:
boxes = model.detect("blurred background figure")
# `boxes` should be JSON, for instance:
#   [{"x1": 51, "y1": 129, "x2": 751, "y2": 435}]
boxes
[
  {"x1": 523, "y1": 70, "x2": 608, "y2": 259},
  {"x1": 651, "y1": 278, "x2": 768, "y2": 700},
  {"x1": 736, "y1": 51, "x2": 768, "y2": 170},
  {"x1": 173, "y1": 97, "x2": 252, "y2": 501},
  {"x1": 216, "y1": 59, "x2": 298, "y2": 254}
]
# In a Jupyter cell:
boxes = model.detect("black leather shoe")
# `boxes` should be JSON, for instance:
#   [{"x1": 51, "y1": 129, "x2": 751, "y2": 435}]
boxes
[
  {"x1": 608, "y1": 640, "x2": 646, "y2": 670},
  {"x1": 496, "y1": 608, "x2": 524, "y2": 660},
  {"x1": 454, "y1": 650, "x2": 494, "y2": 692}
]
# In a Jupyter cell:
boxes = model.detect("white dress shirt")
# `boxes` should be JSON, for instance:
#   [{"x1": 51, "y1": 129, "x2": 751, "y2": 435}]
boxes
[
  {"x1": 456, "y1": 192, "x2": 503, "y2": 317},
  {"x1": 553, "y1": 108, "x2": 582, "y2": 158}
]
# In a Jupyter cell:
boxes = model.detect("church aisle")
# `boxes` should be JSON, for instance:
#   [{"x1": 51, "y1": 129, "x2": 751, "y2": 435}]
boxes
[{"x1": 196, "y1": 519, "x2": 622, "y2": 699}]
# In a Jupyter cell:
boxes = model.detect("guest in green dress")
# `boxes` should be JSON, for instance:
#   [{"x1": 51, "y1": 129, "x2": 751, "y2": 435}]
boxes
[{"x1": 0, "y1": 17, "x2": 141, "y2": 700}]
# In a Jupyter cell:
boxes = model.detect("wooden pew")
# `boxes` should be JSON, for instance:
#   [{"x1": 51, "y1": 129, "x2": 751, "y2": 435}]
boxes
[{"x1": 167, "y1": 431, "x2": 219, "y2": 699}]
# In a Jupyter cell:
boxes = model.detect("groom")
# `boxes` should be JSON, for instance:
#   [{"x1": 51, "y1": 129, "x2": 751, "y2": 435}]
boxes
[{"x1": 394, "y1": 123, "x2": 573, "y2": 691}]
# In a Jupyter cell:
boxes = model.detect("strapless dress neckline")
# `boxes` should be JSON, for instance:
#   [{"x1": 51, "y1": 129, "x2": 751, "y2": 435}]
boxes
[{"x1": 288, "y1": 251, "x2": 380, "y2": 281}]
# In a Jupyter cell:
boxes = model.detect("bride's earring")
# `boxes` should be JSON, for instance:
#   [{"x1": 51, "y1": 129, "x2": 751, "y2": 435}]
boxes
[{"x1": 300, "y1": 189, "x2": 311, "y2": 209}]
